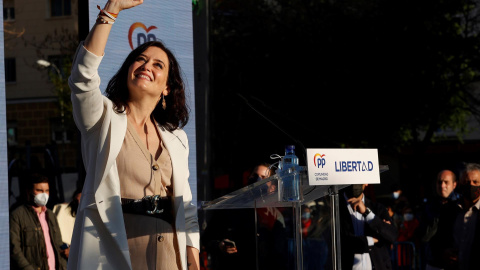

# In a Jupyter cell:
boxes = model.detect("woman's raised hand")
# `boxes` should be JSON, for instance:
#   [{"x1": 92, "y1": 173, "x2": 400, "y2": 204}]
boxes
[
  {"x1": 84, "y1": 0, "x2": 144, "y2": 55},
  {"x1": 103, "y1": 0, "x2": 144, "y2": 14}
]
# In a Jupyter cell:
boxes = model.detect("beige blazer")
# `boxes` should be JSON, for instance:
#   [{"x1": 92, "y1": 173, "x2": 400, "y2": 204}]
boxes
[{"x1": 67, "y1": 43, "x2": 200, "y2": 270}]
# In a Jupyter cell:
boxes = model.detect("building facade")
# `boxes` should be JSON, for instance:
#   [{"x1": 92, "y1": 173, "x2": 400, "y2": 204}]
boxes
[{"x1": 4, "y1": 0, "x2": 80, "y2": 206}]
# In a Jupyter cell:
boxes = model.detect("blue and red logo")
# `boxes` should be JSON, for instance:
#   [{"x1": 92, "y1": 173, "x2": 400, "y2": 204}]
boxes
[
  {"x1": 128, "y1": 22, "x2": 158, "y2": 50},
  {"x1": 314, "y1": 153, "x2": 326, "y2": 168}
]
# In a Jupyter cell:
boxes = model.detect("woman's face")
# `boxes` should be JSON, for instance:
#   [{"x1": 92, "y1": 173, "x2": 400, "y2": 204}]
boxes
[{"x1": 127, "y1": 46, "x2": 170, "y2": 100}]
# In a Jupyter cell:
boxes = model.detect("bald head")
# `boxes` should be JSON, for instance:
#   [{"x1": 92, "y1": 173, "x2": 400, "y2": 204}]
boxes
[{"x1": 436, "y1": 170, "x2": 457, "y2": 199}]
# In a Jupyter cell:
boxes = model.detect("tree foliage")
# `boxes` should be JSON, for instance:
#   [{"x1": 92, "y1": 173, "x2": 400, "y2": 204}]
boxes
[
  {"x1": 23, "y1": 28, "x2": 77, "y2": 132},
  {"x1": 209, "y1": 0, "x2": 480, "y2": 168}
]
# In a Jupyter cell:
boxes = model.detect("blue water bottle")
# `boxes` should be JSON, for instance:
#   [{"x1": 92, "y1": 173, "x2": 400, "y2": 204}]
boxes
[{"x1": 279, "y1": 145, "x2": 301, "y2": 201}]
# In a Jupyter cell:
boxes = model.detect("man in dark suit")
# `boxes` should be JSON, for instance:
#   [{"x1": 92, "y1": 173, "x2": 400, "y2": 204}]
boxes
[
  {"x1": 435, "y1": 163, "x2": 480, "y2": 270},
  {"x1": 339, "y1": 184, "x2": 398, "y2": 269},
  {"x1": 420, "y1": 169, "x2": 460, "y2": 269}
]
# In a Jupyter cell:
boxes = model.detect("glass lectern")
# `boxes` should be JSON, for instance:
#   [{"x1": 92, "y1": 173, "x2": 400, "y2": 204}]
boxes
[{"x1": 201, "y1": 165, "x2": 389, "y2": 270}]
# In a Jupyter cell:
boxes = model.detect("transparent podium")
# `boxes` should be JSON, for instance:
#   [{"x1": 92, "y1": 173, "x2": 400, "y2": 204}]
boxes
[{"x1": 201, "y1": 165, "x2": 389, "y2": 270}]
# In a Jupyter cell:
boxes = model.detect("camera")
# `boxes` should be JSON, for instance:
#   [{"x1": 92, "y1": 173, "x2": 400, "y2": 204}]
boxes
[{"x1": 223, "y1": 239, "x2": 236, "y2": 248}]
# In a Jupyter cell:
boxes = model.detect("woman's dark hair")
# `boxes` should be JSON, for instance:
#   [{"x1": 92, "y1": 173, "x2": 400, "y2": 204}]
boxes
[
  {"x1": 68, "y1": 187, "x2": 82, "y2": 217},
  {"x1": 105, "y1": 41, "x2": 189, "y2": 131}
]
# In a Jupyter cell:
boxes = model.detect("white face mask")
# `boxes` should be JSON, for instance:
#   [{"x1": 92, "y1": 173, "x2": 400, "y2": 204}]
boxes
[
  {"x1": 393, "y1": 192, "x2": 400, "y2": 199},
  {"x1": 34, "y1": 193, "x2": 49, "y2": 207}
]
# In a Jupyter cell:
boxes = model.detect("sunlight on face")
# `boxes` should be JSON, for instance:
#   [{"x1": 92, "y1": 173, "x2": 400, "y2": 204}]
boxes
[
  {"x1": 32, "y1": 183, "x2": 49, "y2": 196},
  {"x1": 436, "y1": 171, "x2": 456, "y2": 199},
  {"x1": 256, "y1": 165, "x2": 271, "y2": 180},
  {"x1": 127, "y1": 46, "x2": 170, "y2": 100}
]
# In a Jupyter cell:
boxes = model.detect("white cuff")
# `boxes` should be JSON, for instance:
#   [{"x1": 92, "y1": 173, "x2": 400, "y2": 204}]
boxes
[{"x1": 367, "y1": 236, "x2": 374, "y2": 246}]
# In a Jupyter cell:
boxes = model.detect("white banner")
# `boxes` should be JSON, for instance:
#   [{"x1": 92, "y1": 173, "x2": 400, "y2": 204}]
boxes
[
  {"x1": 307, "y1": 148, "x2": 380, "y2": 186},
  {"x1": 88, "y1": 1, "x2": 197, "y2": 202}
]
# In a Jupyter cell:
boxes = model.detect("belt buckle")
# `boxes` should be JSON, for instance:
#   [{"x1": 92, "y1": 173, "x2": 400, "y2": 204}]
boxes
[{"x1": 143, "y1": 195, "x2": 164, "y2": 215}]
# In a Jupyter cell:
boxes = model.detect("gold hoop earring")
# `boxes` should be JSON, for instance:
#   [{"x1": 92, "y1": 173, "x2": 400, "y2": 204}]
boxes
[{"x1": 162, "y1": 94, "x2": 166, "y2": 110}]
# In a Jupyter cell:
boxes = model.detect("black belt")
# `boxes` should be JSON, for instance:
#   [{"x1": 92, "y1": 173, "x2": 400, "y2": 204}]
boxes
[{"x1": 121, "y1": 195, "x2": 173, "y2": 223}]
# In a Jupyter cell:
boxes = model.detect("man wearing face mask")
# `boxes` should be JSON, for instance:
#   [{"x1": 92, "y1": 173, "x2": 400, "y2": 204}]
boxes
[
  {"x1": 339, "y1": 184, "x2": 398, "y2": 270},
  {"x1": 301, "y1": 205, "x2": 313, "y2": 238},
  {"x1": 437, "y1": 163, "x2": 480, "y2": 270},
  {"x1": 10, "y1": 173, "x2": 67, "y2": 270}
]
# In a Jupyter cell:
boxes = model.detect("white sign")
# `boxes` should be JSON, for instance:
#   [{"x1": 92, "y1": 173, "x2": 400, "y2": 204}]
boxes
[{"x1": 306, "y1": 148, "x2": 380, "y2": 186}]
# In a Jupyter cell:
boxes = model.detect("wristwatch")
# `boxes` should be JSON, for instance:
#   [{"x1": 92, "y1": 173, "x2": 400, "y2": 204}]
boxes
[{"x1": 363, "y1": 207, "x2": 371, "y2": 217}]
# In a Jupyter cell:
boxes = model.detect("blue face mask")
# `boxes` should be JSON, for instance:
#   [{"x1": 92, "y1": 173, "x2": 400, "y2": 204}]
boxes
[
  {"x1": 302, "y1": 212, "x2": 311, "y2": 220},
  {"x1": 403, "y1": 213, "x2": 414, "y2": 222},
  {"x1": 393, "y1": 192, "x2": 400, "y2": 199}
]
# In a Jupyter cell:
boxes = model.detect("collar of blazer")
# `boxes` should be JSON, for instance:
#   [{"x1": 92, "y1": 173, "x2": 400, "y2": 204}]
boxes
[
  {"x1": 157, "y1": 124, "x2": 187, "y2": 150},
  {"x1": 156, "y1": 124, "x2": 188, "y2": 203}
]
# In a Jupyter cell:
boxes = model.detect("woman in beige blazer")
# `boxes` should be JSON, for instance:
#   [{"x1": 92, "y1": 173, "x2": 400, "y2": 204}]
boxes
[{"x1": 66, "y1": 1, "x2": 200, "y2": 269}]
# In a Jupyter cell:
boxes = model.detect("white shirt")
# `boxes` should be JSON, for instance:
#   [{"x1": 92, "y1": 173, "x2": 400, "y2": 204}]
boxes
[{"x1": 344, "y1": 193, "x2": 375, "y2": 270}]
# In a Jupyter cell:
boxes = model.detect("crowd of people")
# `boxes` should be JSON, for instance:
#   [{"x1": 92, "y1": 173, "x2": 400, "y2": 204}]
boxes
[
  {"x1": 324, "y1": 162, "x2": 480, "y2": 270},
  {"x1": 291, "y1": 162, "x2": 480, "y2": 270},
  {"x1": 372, "y1": 165, "x2": 475, "y2": 270},
  {"x1": 10, "y1": 159, "x2": 480, "y2": 270}
]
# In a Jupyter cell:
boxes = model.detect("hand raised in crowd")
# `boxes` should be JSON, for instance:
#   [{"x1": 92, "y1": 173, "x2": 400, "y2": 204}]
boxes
[
  {"x1": 347, "y1": 196, "x2": 367, "y2": 214},
  {"x1": 219, "y1": 239, "x2": 237, "y2": 254}
]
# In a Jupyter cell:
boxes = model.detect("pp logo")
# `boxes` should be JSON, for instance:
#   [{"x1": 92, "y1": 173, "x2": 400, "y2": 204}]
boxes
[
  {"x1": 314, "y1": 153, "x2": 326, "y2": 168},
  {"x1": 128, "y1": 22, "x2": 158, "y2": 50}
]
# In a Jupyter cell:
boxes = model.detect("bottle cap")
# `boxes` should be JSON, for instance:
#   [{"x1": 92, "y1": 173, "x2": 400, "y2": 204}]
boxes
[{"x1": 286, "y1": 145, "x2": 295, "y2": 150}]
